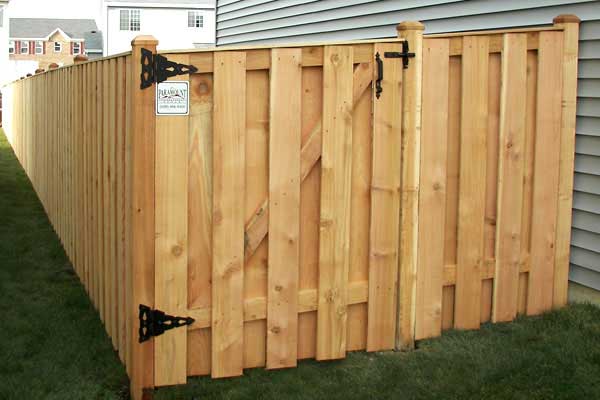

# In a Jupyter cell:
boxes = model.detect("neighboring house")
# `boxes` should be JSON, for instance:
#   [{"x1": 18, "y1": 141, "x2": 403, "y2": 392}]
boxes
[
  {"x1": 0, "y1": 0, "x2": 10, "y2": 88},
  {"x1": 216, "y1": 0, "x2": 600, "y2": 298},
  {"x1": 100, "y1": 0, "x2": 216, "y2": 56},
  {"x1": 8, "y1": 18, "x2": 103, "y2": 76}
]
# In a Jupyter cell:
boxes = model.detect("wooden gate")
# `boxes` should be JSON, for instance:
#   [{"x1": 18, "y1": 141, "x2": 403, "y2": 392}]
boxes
[{"x1": 139, "y1": 35, "x2": 418, "y2": 386}]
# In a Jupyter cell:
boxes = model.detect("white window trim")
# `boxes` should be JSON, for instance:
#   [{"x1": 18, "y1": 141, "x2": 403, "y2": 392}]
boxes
[
  {"x1": 8, "y1": 40, "x2": 15, "y2": 54},
  {"x1": 188, "y1": 11, "x2": 203, "y2": 28},
  {"x1": 35, "y1": 41, "x2": 44, "y2": 55},
  {"x1": 20, "y1": 41, "x2": 29, "y2": 54},
  {"x1": 54, "y1": 42, "x2": 62, "y2": 53},
  {"x1": 73, "y1": 42, "x2": 81, "y2": 55},
  {"x1": 120, "y1": 9, "x2": 140, "y2": 31}
]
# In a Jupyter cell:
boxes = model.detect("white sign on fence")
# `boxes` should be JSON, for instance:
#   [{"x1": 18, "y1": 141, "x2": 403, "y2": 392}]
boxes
[{"x1": 156, "y1": 81, "x2": 190, "y2": 116}]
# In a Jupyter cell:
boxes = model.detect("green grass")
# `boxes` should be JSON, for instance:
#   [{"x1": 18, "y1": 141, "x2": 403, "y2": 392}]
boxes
[{"x1": 1, "y1": 128, "x2": 600, "y2": 400}]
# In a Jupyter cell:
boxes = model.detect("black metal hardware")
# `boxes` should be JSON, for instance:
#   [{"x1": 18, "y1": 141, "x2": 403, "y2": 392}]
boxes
[
  {"x1": 375, "y1": 52, "x2": 383, "y2": 99},
  {"x1": 384, "y1": 41, "x2": 415, "y2": 69},
  {"x1": 140, "y1": 48, "x2": 198, "y2": 90},
  {"x1": 138, "y1": 304, "x2": 195, "y2": 343}
]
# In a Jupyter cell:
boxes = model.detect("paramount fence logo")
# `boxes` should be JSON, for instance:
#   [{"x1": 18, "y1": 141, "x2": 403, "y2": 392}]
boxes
[{"x1": 156, "y1": 81, "x2": 190, "y2": 115}]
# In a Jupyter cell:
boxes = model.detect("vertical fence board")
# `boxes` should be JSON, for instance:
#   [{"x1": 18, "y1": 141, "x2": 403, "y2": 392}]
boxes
[
  {"x1": 154, "y1": 55, "x2": 190, "y2": 386},
  {"x1": 317, "y1": 45, "x2": 353, "y2": 360},
  {"x1": 367, "y1": 42, "x2": 403, "y2": 351},
  {"x1": 187, "y1": 72, "x2": 214, "y2": 377},
  {"x1": 243, "y1": 70, "x2": 269, "y2": 370},
  {"x1": 553, "y1": 16, "x2": 580, "y2": 308},
  {"x1": 347, "y1": 60, "x2": 373, "y2": 352},
  {"x1": 212, "y1": 51, "x2": 246, "y2": 378},
  {"x1": 415, "y1": 39, "x2": 449, "y2": 340},
  {"x1": 267, "y1": 48, "x2": 302, "y2": 369},
  {"x1": 492, "y1": 34, "x2": 528, "y2": 323},
  {"x1": 527, "y1": 32, "x2": 564, "y2": 315},
  {"x1": 298, "y1": 66, "x2": 323, "y2": 360},
  {"x1": 454, "y1": 36, "x2": 489, "y2": 330},
  {"x1": 519, "y1": 50, "x2": 538, "y2": 315}
]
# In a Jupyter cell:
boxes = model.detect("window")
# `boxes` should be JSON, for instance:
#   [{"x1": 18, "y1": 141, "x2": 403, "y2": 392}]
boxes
[
  {"x1": 188, "y1": 11, "x2": 203, "y2": 28},
  {"x1": 0, "y1": 7, "x2": 4, "y2": 28},
  {"x1": 20, "y1": 41, "x2": 29, "y2": 54},
  {"x1": 54, "y1": 42, "x2": 62, "y2": 53},
  {"x1": 35, "y1": 41, "x2": 44, "y2": 54},
  {"x1": 73, "y1": 42, "x2": 81, "y2": 55},
  {"x1": 8, "y1": 40, "x2": 15, "y2": 54},
  {"x1": 120, "y1": 9, "x2": 140, "y2": 31}
]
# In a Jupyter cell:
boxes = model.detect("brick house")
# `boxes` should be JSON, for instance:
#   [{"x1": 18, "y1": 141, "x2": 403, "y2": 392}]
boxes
[{"x1": 8, "y1": 18, "x2": 103, "y2": 74}]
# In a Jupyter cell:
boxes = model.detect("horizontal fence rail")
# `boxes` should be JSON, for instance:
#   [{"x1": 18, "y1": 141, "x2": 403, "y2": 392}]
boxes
[{"x1": 0, "y1": 15, "x2": 580, "y2": 400}]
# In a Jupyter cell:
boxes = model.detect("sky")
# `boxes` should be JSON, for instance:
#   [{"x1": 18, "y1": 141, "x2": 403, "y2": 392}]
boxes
[{"x1": 7, "y1": 0, "x2": 101, "y2": 20}]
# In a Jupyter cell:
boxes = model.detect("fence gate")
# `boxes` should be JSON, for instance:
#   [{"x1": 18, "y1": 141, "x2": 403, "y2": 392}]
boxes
[{"x1": 137, "y1": 35, "x2": 418, "y2": 387}]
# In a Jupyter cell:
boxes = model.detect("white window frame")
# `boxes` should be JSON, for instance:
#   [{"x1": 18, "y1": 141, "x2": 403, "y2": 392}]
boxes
[
  {"x1": 73, "y1": 42, "x2": 81, "y2": 55},
  {"x1": 120, "y1": 9, "x2": 141, "y2": 31},
  {"x1": 54, "y1": 42, "x2": 62, "y2": 53},
  {"x1": 8, "y1": 40, "x2": 15, "y2": 54},
  {"x1": 0, "y1": 7, "x2": 4, "y2": 28},
  {"x1": 35, "y1": 41, "x2": 44, "y2": 55},
  {"x1": 20, "y1": 41, "x2": 29, "y2": 54},
  {"x1": 188, "y1": 11, "x2": 203, "y2": 28}
]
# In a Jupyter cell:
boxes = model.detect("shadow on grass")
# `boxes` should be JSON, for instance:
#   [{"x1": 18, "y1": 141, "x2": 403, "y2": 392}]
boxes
[{"x1": 1, "y1": 128, "x2": 599, "y2": 400}]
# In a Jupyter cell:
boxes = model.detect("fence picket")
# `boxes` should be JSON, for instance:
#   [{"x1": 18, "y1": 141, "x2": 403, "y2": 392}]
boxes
[
  {"x1": 317, "y1": 45, "x2": 353, "y2": 360},
  {"x1": 267, "y1": 48, "x2": 302, "y2": 369},
  {"x1": 211, "y1": 51, "x2": 246, "y2": 378},
  {"x1": 366, "y1": 42, "x2": 404, "y2": 351},
  {"x1": 492, "y1": 34, "x2": 528, "y2": 323},
  {"x1": 454, "y1": 36, "x2": 489, "y2": 330},
  {"x1": 415, "y1": 39, "x2": 449, "y2": 340},
  {"x1": 527, "y1": 32, "x2": 564, "y2": 315}
]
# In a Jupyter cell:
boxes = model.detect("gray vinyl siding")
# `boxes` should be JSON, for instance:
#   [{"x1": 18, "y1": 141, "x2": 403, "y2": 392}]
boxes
[{"x1": 216, "y1": 0, "x2": 600, "y2": 291}]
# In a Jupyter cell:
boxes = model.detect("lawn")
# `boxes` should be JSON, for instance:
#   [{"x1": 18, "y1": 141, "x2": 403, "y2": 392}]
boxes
[{"x1": 1, "y1": 127, "x2": 599, "y2": 400}]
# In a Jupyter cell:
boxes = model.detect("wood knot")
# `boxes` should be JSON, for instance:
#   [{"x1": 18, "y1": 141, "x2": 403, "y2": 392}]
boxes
[
  {"x1": 433, "y1": 182, "x2": 442, "y2": 191},
  {"x1": 274, "y1": 285, "x2": 283, "y2": 292},
  {"x1": 171, "y1": 245, "x2": 183, "y2": 257},
  {"x1": 271, "y1": 326, "x2": 281, "y2": 334}
]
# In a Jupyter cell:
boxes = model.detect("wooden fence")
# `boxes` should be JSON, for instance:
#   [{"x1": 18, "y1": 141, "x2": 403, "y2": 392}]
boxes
[{"x1": 0, "y1": 15, "x2": 580, "y2": 400}]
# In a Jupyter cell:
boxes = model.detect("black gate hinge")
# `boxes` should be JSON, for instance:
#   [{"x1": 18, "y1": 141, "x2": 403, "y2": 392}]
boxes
[
  {"x1": 140, "y1": 48, "x2": 198, "y2": 90},
  {"x1": 384, "y1": 41, "x2": 416, "y2": 69},
  {"x1": 138, "y1": 304, "x2": 195, "y2": 343}
]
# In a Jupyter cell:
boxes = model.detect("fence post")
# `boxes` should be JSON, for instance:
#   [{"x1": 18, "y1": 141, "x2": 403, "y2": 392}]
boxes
[
  {"x1": 130, "y1": 35, "x2": 158, "y2": 400},
  {"x1": 395, "y1": 21, "x2": 424, "y2": 351},
  {"x1": 552, "y1": 14, "x2": 580, "y2": 308}
]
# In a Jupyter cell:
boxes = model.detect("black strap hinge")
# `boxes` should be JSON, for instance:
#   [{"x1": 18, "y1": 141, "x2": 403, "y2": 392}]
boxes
[
  {"x1": 384, "y1": 41, "x2": 415, "y2": 69},
  {"x1": 138, "y1": 304, "x2": 195, "y2": 343},
  {"x1": 140, "y1": 48, "x2": 198, "y2": 90}
]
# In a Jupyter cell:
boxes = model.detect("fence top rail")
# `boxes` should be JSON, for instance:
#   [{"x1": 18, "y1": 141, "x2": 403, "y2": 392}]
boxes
[
  {"x1": 425, "y1": 25, "x2": 563, "y2": 39},
  {"x1": 158, "y1": 37, "x2": 405, "y2": 55}
]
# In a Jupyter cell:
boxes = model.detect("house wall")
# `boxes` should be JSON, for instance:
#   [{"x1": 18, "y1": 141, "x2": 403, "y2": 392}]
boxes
[
  {"x1": 10, "y1": 31, "x2": 84, "y2": 70},
  {"x1": 105, "y1": 5, "x2": 215, "y2": 55},
  {"x1": 0, "y1": 2, "x2": 10, "y2": 86},
  {"x1": 215, "y1": 0, "x2": 600, "y2": 291}
]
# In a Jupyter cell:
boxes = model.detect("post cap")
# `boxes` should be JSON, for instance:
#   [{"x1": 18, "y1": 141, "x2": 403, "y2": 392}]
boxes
[
  {"x1": 35, "y1": 68, "x2": 45, "y2": 74},
  {"x1": 48, "y1": 63, "x2": 59, "y2": 70},
  {"x1": 26, "y1": 73, "x2": 32, "y2": 77},
  {"x1": 553, "y1": 14, "x2": 581, "y2": 24},
  {"x1": 74, "y1": 54, "x2": 89, "y2": 63},
  {"x1": 396, "y1": 21, "x2": 425, "y2": 32},
  {"x1": 131, "y1": 35, "x2": 159, "y2": 46}
]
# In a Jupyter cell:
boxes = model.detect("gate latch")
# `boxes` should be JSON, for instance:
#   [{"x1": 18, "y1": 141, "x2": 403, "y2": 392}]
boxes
[
  {"x1": 383, "y1": 41, "x2": 415, "y2": 69},
  {"x1": 140, "y1": 48, "x2": 198, "y2": 90},
  {"x1": 138, "y1": 304, "x2": 195, "y2": 343}
]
